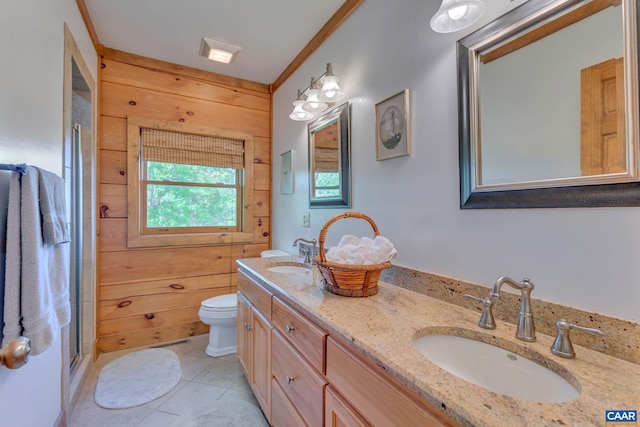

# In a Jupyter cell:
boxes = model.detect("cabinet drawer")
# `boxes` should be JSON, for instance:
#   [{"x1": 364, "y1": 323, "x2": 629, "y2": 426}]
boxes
[
  {"x1": 271, "y1": 377, "x2": 308, "y2": 427},
  {"x1": 326, "y1": 337, "x2": 459, "y2": 427},
  {"x1": 325, "y1": 385, "x2": 369, "y2": 427},
  {"x1": 238, "y1": 270, "x2": 272, "y2": 320},
  {"x1": 272, "y1": 330, "x2": 327, "y2": 427},
  {"x1": 272, "y1": 296, "x2": 327, "y2": 372}
]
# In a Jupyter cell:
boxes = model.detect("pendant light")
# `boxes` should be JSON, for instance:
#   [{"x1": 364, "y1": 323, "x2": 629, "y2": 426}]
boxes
[
  {"x1": 317, "y1": 64, "x2": 345, "y2": 103},
  {"x1": 430, "y1": 0, "x2": 485, "y2": 33},
  {"x1": 289, "y1": 90, "x2": 314, "y2": 121},
  {"x1": 302, "y1": 78, "x2": 328, "y2": 113}
]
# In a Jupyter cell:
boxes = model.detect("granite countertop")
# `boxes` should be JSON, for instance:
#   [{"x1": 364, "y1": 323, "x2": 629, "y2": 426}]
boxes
[{"x1": 237, "y1": 256, "x2": 640, "y2": 427}]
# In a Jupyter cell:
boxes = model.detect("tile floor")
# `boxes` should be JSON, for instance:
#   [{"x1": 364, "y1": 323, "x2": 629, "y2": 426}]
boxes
[{"x1": 69, "y1": 335, "x2": 268, "y2": 427}]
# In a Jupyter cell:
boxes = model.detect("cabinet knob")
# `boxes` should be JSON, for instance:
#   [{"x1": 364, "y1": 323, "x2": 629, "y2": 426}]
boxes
[
  {"x1": 286, "y1": 375, "x2": 294, "y2": 384},
  {"x1": 286, "y1": 325, "x2": 295, "y2": 333},
  {"x1": 245, "y1": 323, "x2": 252, "y2": 331}
]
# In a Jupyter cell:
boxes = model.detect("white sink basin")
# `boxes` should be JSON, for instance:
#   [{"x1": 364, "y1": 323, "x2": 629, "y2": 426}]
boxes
[
  {"x1": 266, "y1": 265, "x2": 310, "y2": 274},
  {"x1": 413, "y1": 334, "x2": 580, "y2": 403}
]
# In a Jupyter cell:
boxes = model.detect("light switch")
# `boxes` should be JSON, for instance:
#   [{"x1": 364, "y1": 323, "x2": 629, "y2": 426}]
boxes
[{"x1": 302, "y1": 212, "x2": 310, "y2": 227}]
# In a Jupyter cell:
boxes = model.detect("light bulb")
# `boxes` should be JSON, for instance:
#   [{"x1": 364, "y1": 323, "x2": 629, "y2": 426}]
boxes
[
  {"x1": 208, "y1": 49, "x2": 234, "y2": 64},
  {"x1": 302, "y1": 89, "x2": 328, "y2": 113},
  {"x1": 448, "y1": 5, "x2": 467, "y2": 20},
  {"x1": 318, "y1": 75, "x2": 345, "y2": 103},
  {"x1": 289, "y1": 100, "x2": 314, "y2": 121}
]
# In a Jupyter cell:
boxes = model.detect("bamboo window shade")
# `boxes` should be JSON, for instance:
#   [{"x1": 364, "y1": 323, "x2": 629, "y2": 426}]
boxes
[
  {"x1": 140, "y1": 128, "x2": 245, "y2": 169},
  {"x1": 312, "y1": 122, "x2": 339, "y2": 172}
]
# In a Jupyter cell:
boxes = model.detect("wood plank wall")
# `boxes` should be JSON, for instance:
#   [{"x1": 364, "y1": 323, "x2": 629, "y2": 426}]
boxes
[{"x1": 97, "y1": 51, "x2": 272, "y2": 353}]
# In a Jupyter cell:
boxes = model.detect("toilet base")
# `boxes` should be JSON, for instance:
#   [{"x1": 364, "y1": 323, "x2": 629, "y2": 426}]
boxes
[
  {"x1": 203, "y1": 320, "x2": 237, "y2": 358},
  {"x1": 205, "y1": 343, "x2": 237, "y2": 358}
]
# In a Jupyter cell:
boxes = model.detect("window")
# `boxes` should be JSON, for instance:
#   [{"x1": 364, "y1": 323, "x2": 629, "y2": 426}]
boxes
[
  {"x1": 127, "y1": 116, "x2": 254, "y2": 248},
  {"x1": 311, "y1": 139, "x2": 340, "y2": 198},
  {"x1": 313, "y1": 172, "x2": 340, "y2": 198}
]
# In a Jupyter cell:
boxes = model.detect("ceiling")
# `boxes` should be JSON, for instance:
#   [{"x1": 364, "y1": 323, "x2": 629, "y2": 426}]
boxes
[{"x1": 84, "y1": 0, "x2": 347, "y2": 85}]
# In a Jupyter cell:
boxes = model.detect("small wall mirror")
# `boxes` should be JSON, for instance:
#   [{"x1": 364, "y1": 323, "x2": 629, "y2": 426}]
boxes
[
  {"x1": 458, "y1": 0, "x2": 640, "y2": 208},
  {"x1": 308, "y1": 102, "x2": 351, "y2": 208}
]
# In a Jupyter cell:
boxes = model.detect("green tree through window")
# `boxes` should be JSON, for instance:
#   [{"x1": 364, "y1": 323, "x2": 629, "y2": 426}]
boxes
[
  {"x1": 314, "y1": 172, "x2": 340, "y2": 198},
  {"x1": 145, "y1": 162, "x2": 239, "y2": 229}
]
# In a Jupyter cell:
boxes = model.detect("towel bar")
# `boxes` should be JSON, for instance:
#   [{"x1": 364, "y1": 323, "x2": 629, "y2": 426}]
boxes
[
  {"x1": 0, "y1": 337, "x2": 31, "y2": 369},
  {"x1": 0, "y1": 163, "x2": 28, "y2": 175}
]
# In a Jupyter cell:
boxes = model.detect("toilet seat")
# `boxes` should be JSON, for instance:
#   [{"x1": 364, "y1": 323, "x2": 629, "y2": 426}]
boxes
[{"x1": 200, "y1": 293, "x2": 237, "y2": 313}]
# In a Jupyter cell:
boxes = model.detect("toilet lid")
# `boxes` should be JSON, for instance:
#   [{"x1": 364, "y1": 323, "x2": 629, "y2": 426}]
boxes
[{"x1": 201, "y1": 293, "x2": 237, "y2": 311}]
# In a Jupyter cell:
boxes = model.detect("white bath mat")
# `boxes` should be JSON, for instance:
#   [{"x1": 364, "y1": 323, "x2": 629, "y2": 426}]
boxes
[{"x1": 95, "y1": 348, "x2": 182, "y2": 409}]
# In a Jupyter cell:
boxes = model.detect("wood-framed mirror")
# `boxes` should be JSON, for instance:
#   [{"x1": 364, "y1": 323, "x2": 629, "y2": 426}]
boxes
[
  {"x1": 308, "y1": 102, "x2": 351, "y2": 208},
  {"x1": 458, "y1": 0, "x2": 640, "y2": 208}
]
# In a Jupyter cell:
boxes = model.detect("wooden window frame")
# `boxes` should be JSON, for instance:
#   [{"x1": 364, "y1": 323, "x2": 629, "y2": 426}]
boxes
[{"x1": 127, "y1": 115, "x2": 254, "y2": 248}]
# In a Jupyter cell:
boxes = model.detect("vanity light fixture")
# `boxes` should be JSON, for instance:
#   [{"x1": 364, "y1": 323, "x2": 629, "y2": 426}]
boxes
[
  {"x1": 289, "y1": 90, "x2": 315, "y2": 121},
  {"x1": 430, "y1": 0, "x2": 485, "y2": 33},
  {"x1": 289, "y1": 63, "x2": 345, "y2": 121},
  {"x1": 199, "y1": 37, "x2": 241, "y2": 64}
]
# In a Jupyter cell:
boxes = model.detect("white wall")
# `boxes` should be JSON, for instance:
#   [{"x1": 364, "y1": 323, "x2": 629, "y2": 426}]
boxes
[
  {"x1": 0, "y1": 0, "x2": 96, "y2": 425},
  {"x1": 272, "y1": 0, "x2": 640, "y2": 323}
]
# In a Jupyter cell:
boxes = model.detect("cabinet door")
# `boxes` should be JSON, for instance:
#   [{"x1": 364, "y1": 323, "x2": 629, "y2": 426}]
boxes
[
  {"x1": 251, "y1": 306, "x2": 272, "y2": 421},
  {"x1": 325, "y1": 386, "x2": 369, "y2": 427},
  {"x1": 237, "y1": 291, "x2": 252, "y2": 377}
]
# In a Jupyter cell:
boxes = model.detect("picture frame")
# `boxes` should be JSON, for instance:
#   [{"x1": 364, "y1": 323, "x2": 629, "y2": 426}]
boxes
[
  {"x1": 280, "y1": 149, "x2": 294, "y2": 194},
  {"x1": 375, "y1": 89, "x2": 410, "y2": 161}
]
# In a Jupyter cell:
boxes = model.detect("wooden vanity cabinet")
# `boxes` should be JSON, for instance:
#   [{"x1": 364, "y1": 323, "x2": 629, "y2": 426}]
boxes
[
  {"x1": 326, "y1": 337, "x2": 458, "y2": 427},
  {"x1": 237, "y1": 273, "x2": 274, "y2": 423},
  {"x1": 238, "y1": 269, "x2": 458, "y2": 427}
]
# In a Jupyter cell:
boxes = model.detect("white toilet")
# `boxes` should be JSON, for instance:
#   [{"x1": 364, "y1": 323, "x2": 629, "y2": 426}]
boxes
[{"x1": 198, "y1": 293, "x2": 238, "y2": 357}]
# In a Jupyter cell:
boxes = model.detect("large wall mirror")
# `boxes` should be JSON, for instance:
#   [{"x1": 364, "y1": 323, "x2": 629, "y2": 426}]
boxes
[
  {"x1": 458, "y1": 0, "x2": 640, "y2": 208},
  {"x1": 308, "y1": 102, "x2": 351, "y2": 208}
]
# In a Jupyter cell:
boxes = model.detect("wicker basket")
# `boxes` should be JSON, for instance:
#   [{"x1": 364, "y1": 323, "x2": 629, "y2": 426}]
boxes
[{"x1": 314, "y1": 212, "x2": 392, "y2": 297}]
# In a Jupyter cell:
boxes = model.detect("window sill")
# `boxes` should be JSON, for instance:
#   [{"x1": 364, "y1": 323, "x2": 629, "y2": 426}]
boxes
[{"x1": 127, "y1": 231, "x2": 254, "y2": 248}]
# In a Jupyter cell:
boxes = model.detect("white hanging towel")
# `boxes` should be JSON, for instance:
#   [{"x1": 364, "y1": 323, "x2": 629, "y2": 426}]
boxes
[{"x1": 2, "y1": 168, "x2": 70, "y2": 355}]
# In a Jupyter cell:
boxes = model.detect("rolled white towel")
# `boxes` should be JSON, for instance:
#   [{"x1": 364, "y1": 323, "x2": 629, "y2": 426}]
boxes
[
  {"x1": 341, "y1": 244, "x2": 360, "y2": 254},
  {"x1": 371, "y1": 236, "x2": 394, "y2": 252},
  {"x1": 346, "y1": 252, "x2": 366, "y2": 265},
  {"x1": 326, "y1": 247, "x2": 350, "y2": 263},
  {"x1": 366, "y1": 247, "x2": 398, "y2": 264},
  {"x1": 366, "y1": 236, "x2": 398, "y2": 263},
  {"x1": 327, "y1": 234, "x2": 397, "y2": 265},
  {"x1": 358, "y1": 236, "x2": 373, "y2": 249},
  {"x1": 338, "y1": 235, "x2": 360, "y2": 247}
]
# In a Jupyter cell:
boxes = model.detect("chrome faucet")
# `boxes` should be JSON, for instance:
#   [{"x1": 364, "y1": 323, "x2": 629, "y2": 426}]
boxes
[
  {"x1": 491, "y1": 276, "x2": 536, "y2": 342},
  {"x1": 292, "y1": 238, "x2": 317, "y2": 264},
  {"x1": 551, "y1": 319, "x2": 605, "y2": 359}
]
